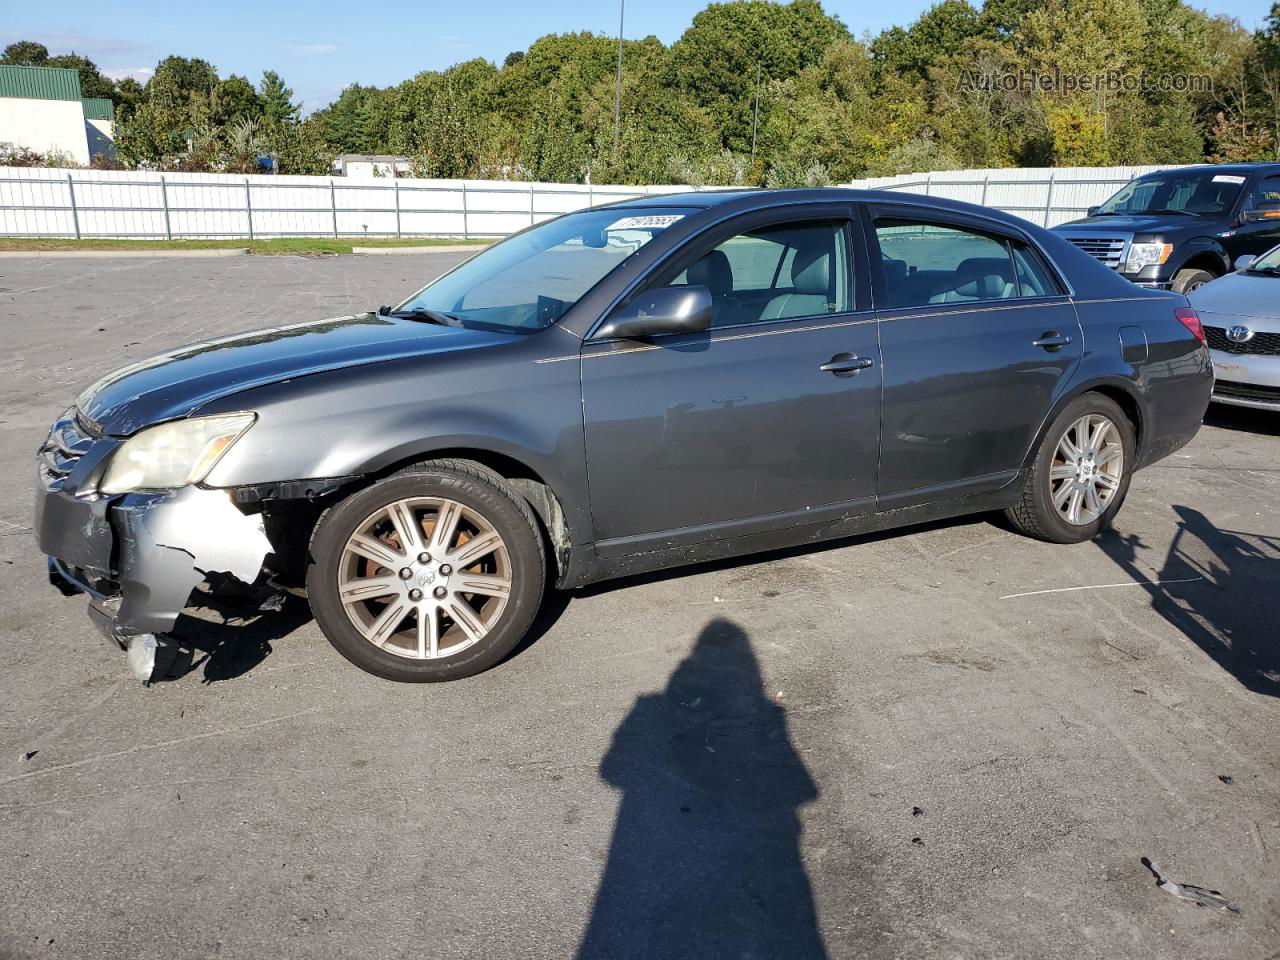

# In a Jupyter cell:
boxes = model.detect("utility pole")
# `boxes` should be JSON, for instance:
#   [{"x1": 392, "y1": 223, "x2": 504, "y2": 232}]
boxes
[
  {"x1": 751, "y1": 63, "x2": 762, "y2": 162},
  {"x1": 613, "y1": 0, "x2": 625, "y2": 155}
]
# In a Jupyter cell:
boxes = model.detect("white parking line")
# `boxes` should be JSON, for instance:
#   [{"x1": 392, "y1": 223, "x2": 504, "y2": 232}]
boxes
[{"x1": 999, "y1": 577, "x2": 1204, "y2": 600}]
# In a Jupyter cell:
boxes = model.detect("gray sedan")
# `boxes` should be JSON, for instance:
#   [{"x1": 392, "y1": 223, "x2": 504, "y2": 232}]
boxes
[
  {"x1": 35, "y1": 189, "x2": 1212, "y2": 683},
  {"x1": 1190, "y1": 244, "x2": 1280, "y2": 410}
]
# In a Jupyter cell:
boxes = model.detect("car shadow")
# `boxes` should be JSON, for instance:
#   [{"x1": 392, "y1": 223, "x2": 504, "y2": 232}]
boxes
[
  {"x1": 1202, "y1": 403, "x2": 1280, "y2": 438},
  {"x1": 576, "y1": 618, "x2": 829, "y2": 959},
  {"x1": 570, "y1": 514, "x2": 990, "y2": 599},
  {"x1": 159, "y1": 512, "x2": 994, "y2": 683},
  {"x1": 165, "y1": 591, "x2": 314, "y2": 684},
  {"x1": 1096, "y1": 505, "x2": 1280, "y2": 697}
]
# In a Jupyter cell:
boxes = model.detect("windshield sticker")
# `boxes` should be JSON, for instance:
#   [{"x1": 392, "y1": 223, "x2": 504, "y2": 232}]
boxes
[
  {"x1": 1213, "y1": 175, "x2": 1246, "y2": 184},
  {"x1": 607, "y1": 214, "x2": 685, "y2": 231}
]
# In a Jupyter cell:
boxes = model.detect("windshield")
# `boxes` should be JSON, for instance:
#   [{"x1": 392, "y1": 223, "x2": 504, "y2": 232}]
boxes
[
  {"x1": 395, "y1": 207, "x2": 694, "y2": 331},
  {"x1": 1095, "y1": 171, "x2": 1246, "y2": 217},
  {"x1": 1248, "y1": 244, "x2": 1280, "y2": 272}
]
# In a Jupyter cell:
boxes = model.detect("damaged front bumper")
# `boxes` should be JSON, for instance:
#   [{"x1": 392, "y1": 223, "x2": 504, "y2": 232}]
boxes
[{"x1": 35, "y1": 411, "x2": 273, "y2": 650}]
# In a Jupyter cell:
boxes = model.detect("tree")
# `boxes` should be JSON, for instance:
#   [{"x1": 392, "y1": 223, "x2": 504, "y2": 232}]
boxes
[
  {"x1": 259, "y1": 70, "x2": 299, "y2": 125},
  {"x1": 1, "y1": 41, "x2": 49, "y2": 65},
  {"x1": 870, "y1": 1, "x2": 984, "y2": 81},
  {"x1": 669, "y1": 0, "x2": 851, "y2": 152},
  {"x1": 212, "y1": 75, "x2": 262, "y2": 127}
]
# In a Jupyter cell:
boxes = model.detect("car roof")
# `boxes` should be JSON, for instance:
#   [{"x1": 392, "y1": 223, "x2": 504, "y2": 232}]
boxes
[
  {"x1": 1131, "y1": 163, "x2": 1280, "y2": 177},
  {"x1": 602, "y1": 187, "x2": 1043, "y2": 232}
]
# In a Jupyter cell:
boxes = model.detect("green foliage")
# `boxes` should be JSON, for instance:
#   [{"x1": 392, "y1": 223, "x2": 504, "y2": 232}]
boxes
[
  {"x1": 2, "y1": 41, "x2": 50, "y2": 65},
  {"x1": 259, "y1": 71, "x2": 299, "y2": 125},
  {"x1": 7, "y1": 0, "x2": 1280, "y2": 181}
]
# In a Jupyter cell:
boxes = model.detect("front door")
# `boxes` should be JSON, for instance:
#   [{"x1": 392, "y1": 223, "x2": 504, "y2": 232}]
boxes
[
  {"x1": 869, "y1": 210, "x2": 1083, "y2": 508},
  {"x1": 581, "y1": 209, "x2": 882, "y2": 556},
  {"x1": 1227, "y1": 173, "x2": 1280, "y2": 261}
]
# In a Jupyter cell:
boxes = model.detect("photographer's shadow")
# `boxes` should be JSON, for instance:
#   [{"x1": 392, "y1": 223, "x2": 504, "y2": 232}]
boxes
[{"x1": 578, "y1": 619, "x2": 827, "y2": 959}]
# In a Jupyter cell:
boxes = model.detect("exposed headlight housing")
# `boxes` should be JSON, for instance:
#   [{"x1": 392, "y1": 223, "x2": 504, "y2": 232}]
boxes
[
  {"x1": 99, "y1": 413, "x2": 256, "y2": 495},
  {"x1": 1125, "y1": 242, "x2": 1173, "y2": 274}
]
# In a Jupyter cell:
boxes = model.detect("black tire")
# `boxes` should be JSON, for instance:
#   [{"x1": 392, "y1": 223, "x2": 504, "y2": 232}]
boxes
[
  {"x1": 307, "y1": 460, "x2": 546, "y2": 682},
  {"x1": 1170, "y1": 268, "x2": 1215, "y2": 294},
  {"x1": 1005, "y1": 393, "x2": 1136, "y2": 544}
]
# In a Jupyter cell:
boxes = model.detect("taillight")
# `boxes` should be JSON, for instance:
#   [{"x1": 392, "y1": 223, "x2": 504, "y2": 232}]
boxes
[{"x1": 1175, "y1": 307, "x2": 1205, "y2": 343}]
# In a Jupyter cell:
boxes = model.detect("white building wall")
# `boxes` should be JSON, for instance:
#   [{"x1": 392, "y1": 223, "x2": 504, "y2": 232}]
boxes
[
  {"x1": 342, "y1": 159, "x2": 412, "y2": 179},
  {"x1": 0, "y1": 98, "x2": 90, "y2": 166},
  {"x1": 85, "y1": 118, "x2": 115, "y2": 160}
]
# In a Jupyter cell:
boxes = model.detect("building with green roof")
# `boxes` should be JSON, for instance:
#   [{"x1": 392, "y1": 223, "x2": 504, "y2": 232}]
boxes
[{"x1": 0, "y1": 64, "x2": 117, "y2": 166}]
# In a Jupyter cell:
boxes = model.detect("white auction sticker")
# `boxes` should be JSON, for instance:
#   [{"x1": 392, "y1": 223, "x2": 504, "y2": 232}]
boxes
[
  {"x1": 1213, "y1": 175, "x2": 1246, "y2": 184},
  {"x1": 608, "y1": 214, "x2": 685, "y2": 231}
]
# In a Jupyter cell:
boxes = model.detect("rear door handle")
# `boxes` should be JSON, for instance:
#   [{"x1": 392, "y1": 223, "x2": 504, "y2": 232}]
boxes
[
  {"x1": 1033, "y1": 332, "x2": 1073, "y2": 351},
  {"x1": 820, "y1": 353, "x2": 875, "y2": 376}
]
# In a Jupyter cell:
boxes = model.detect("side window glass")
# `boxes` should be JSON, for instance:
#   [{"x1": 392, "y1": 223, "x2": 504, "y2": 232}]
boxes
[
  {"x1": 874, "y1": 219, "x2": 1017, "y2": 308},
  {"x1": 673, "y1": 220, "x2": 851, "y2": 326},
  {"x1": 1010, "y1": 245, "x2": 1060, "y2": 297},
  {"x1": 1247, "y1": 175, "x2": 1280, "y2": 210}
]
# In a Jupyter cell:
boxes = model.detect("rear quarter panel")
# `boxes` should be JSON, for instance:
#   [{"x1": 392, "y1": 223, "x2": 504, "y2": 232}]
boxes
[{"x1": 1069, "y1": 291, "x2": 1212, "y2": 467}]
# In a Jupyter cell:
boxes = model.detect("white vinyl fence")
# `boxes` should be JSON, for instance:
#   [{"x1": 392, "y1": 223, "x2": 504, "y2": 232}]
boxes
[
  {"x1": 0, "y1": 167, "x2": 700, "y2": 240},
  {"x1": 0, "y1": 163, "x2": 1184, "y2": 240},
  {"x1": 847, "y1": 165, "x2": 1177, "y2": 228}
]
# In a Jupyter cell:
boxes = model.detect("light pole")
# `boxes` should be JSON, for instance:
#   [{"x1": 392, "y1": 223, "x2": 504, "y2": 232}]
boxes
[
  {"x1": 751, "y1": 63, "x2": 762, "y2": 162},
  {"x1": 613, "y1": 0, "x2": 625, "y2": 155}
]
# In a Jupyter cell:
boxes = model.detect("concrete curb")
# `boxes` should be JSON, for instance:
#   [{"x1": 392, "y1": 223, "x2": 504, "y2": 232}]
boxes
[
  {"x1": 0, "y1": 248, "x2": 250, "y2": 259},
  {"x1": 351, "y1": 244, "x2": 491, "y2": 255}
]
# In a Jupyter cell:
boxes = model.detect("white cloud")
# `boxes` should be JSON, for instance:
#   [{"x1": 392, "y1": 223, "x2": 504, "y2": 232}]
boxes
[
  {"x1": 103, "y1": 66, "x2": 153, "y2": 83},
  {"x1": 289, "y1": 43, "x2": 339, "y2": 56},
  {"x1": 0, "y1": 32, "x2": 140, "y2": 58}
]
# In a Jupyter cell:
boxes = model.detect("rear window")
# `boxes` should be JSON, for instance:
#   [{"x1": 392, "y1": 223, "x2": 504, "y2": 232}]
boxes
[{"x1": 875, "y1": 218, "x2": 1058, "y2": 307}]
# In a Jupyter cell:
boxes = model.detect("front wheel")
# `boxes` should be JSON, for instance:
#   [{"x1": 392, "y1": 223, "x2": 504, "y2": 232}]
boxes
[
  {"x1": 1005, "y1": 394, "x2": 1135, "y2": 544},
  {"x1": 1171, "y1": 268, "x2": 1215, "y2": 294},
  {"x1": 307, "y1": 461, "x2": 546, "y2": 682}
]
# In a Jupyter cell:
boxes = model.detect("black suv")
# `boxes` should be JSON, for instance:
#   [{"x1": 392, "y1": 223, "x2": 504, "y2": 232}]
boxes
[{"x1": 1052, "y1": 163, "x2": 1280, "y2": 293}]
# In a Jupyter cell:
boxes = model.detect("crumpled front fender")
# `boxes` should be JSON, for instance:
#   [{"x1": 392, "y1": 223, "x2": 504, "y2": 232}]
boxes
[{"x1": 111, "y1": 486, "x2": 274, "y2": 635}]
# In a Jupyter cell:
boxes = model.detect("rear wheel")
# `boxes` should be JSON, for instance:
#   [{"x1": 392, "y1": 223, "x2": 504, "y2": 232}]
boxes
[
  {"x1": 1171, "y1": 268, "x2": 1215, "y2": 294},
  {"x1": 1006, "y1": 394, "x2": 1135, "y2": 544},
  {"x1": 307, "y1": 461, "x2": 545, "y2": 682}
]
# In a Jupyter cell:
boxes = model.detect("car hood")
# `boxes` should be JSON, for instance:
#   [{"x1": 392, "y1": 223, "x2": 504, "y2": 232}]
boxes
[
  {"x1": 1052, "y1": 214, "x2": 1209, "y2": 235},
  {"x1": 1188, "y1": 272, "x2": 1280, "y2": 324},
  {"x1": 78, "y1": 313, "x2": 521, "y2": 436}
]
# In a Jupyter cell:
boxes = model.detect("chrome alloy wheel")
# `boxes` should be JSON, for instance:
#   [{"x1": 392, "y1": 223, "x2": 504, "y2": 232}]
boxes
[
  {"x1": 337, "y1": 497, "x2": 512, "y2": 660},
  {"x1": 1049, "y1": 414, "x2": 1124, "y2": 526}
]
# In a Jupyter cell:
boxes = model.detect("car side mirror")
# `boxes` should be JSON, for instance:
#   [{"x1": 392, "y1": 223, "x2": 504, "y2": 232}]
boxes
[
  {"x1": 1086, "y1": 205, "x2": 1100, "y2": 216},
  {"x1": 595, "y1": 285, "x2": 713, "y2": 340},
  {"x1": 1243, "y1": 208, "x2": 1280, "y2": 223},
  {"x1": 1235, "y1": 255, "x2": 1255, "y2": 271}
]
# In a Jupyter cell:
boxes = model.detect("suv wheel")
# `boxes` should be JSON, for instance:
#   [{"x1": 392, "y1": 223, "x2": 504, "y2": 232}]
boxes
[
  {"x1": 1006, "y1": 393, "x2": 1135, "y2": 544},
  {"x1": 1170, "y1": 268, "x2": 1215, "y2": 294},
  {"x1": 307, "y1": 461, "x2": 546, "y2": 682}
]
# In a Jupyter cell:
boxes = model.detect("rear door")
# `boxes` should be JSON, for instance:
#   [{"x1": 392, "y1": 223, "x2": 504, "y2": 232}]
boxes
[
  {"x1": 580, "y1": 204, "x2": 883, "y2": 556},
  {"x1": 867, "y1": 208, "x2": 1082, "y2": 508}
]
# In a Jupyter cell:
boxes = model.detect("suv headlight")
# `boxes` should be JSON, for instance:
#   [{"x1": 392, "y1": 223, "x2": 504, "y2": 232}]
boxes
[
  {"x1": 1125, "y1": 242, "x2": 1173, "y2": 273},
  {"x1": 100, "y1": 413, "x2": 256, "y2": 495}
]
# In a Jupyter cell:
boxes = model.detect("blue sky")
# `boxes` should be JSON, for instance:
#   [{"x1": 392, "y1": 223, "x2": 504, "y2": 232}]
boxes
[{"x1": 4, "y1": 0, "x2": 1276, "y2": 114}]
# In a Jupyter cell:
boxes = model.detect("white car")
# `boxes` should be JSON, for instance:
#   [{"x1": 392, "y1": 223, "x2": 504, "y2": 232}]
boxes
[{"x1": 1190, "y1": 244, "x2": 1280, "y2": 410}]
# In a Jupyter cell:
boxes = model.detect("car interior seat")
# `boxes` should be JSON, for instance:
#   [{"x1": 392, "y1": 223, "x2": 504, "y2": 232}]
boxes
[
  {"x1": 929, "y1": 256, "x2": 1016, "y2": 303},
  {"x1": 760, "y1": 246, "x2": 834, "y2": 320},
  {"x1": 686, "y1": 249, "x2": 742, "y2": 326}
]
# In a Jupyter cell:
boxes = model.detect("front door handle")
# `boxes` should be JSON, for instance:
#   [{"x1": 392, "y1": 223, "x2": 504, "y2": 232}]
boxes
[
  {"x1": 1033, "y1": 331, "x2": 1073, "y2": 351},
  {"x1": 820, "y1": 353, "x2": 875, "y2": 377}
]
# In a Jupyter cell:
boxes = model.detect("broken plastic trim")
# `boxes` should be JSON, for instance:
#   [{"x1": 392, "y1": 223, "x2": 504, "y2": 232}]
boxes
[
  {"x1": 110, "y1": 486, "x2": 275, "y2": 636},
  {"x1": 230, "y1": 475, "x2": 358, "y2": 504}
]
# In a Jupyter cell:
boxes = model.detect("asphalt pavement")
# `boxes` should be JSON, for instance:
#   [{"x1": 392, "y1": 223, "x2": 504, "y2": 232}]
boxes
[{"x1": 1, "y1": 253, "x2": 1277, "y2": 959}]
